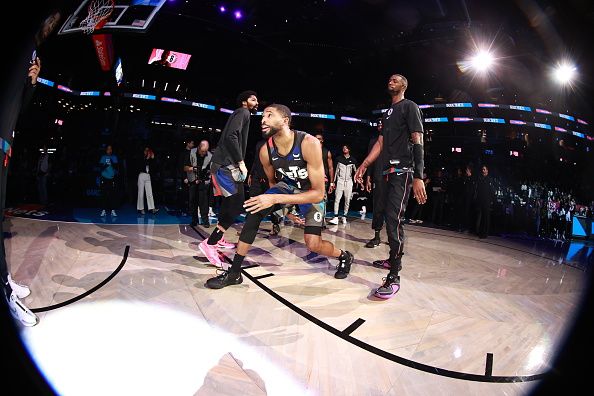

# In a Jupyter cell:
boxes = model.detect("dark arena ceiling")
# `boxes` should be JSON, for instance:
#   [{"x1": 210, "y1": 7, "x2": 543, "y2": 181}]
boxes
[{"x1": 32, "y1": 0, "x2": 594, "y2": 118}]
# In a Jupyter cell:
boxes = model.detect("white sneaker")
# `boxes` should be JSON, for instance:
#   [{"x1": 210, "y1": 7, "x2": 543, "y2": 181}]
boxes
[
  {"x1": 341, "y1": 217, "x2": 347, "y2": 224},
  {"x1": 208, "y1": 207, "x2": 216, "y2": 217},
  {"x1": 359, "y1": 206, "x2": 366, "y2": 214},
  {"x1": 100, "y1": 210, "x2": 107, "y2": 217},
  {"x1": 8, "y1": 292, "x2": 38, "y2": 327},
  {"x1": 7, "y1": 274, "x2": 30, "y2": 299},
  {"x1": 328, "y1": 217, "x2": 339, "y2": 225},
  {"x1": 111, "y1": 210, "x2": 117, "y2": 217}
]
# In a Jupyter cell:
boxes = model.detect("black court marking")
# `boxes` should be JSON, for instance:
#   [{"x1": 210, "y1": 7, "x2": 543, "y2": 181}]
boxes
[
  {"x1": 485, "y1": 353, "x2": 494, "y2": 376},
  {"x1": 342, "y1": 318, "x2": 366, "y2": 335},
  {"x1": 254, "y1": 273, "x2": 275, "y2": 280},
  {"x1": 191, "y1": 228, "x2": 547, "y2": 383},
  {"x1": 31, "y1": 245, "x2": 130, "y2": 313}
]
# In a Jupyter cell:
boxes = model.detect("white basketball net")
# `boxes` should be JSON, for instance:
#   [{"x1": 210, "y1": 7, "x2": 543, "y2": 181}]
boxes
[{"x1": 80, "y1": 0, "x2": 115, "y2": 34}]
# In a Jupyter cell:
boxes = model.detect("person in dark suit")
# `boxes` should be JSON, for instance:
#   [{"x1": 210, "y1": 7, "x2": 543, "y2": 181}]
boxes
[{"x1": 475, "y1": 165, "x2": 494, "y2": 238}]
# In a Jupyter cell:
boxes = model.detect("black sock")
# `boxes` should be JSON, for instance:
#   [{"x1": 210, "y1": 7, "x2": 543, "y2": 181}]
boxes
[
  {"x1": 207, "y1": 228, "x2": 224, "y2": 245},
  {"x1": 230, "y1": 253, "x2": 245, "y2": 273},
  {"x1": 374, "y1": 230, "x2": 380, "y2": 239},
  {"x1": 338, "y1": 250, "x2": 347, "y2": 260}
]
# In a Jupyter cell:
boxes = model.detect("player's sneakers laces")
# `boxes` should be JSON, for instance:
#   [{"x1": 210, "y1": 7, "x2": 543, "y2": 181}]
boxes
[
  {"x1": 216, "y1": 237, "x2": 235, "y2": 249},
  {"x1": 205, "y1": 270, "x2": 243, "y2": 289},
  {"x1": 8, "y1": 292, "x2": 39, "y2": 327},
  {"x1": 328, "y1": 217, "x2": 339, "y2": 225},
  {"x1": 372, "y1": 259, "x2": 402, "y2": 272},
  {"x1": 199, "y1": 239, "x2": 224, "y2": 268},
  {"x1": 374, "y1": 274, "x2": 400, "y2": 299},
  {"x1": 365, "y1": 236, "x2": 381, "y2": 248},
  {"x1": 334, "y1": 251, "x2": 353, "y2": 279},
  {"x1": 7, "y1": 275, "x2": 30, "y2": 299}
]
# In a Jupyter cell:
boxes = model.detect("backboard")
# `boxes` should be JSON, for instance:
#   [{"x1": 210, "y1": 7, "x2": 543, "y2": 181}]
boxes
[{"x1": 58, "y1": 0, "x2": 166, "y2": 35}]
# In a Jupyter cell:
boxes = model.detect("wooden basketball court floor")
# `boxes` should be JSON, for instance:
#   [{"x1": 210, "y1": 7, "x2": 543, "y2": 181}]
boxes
[{"x1": 4, "y1": 215, "x2": 589, "y2": 395}]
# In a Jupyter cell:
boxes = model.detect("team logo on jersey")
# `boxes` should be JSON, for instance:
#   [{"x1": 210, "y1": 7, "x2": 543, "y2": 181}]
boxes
[
  {"x1": 314, "y1": 212, "x2": 322, "y2": 222},
  {"x1": 277, "y1": 166, "x2": 308, "y2": 180}
]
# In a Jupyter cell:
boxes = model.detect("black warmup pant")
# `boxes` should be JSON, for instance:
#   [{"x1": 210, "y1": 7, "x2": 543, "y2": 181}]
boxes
[
  {"x1": 371, "y1": 175, "x2": 387, "y2": 231},
  {"x1": 431, "y1": 192, "x2": 445, "y2": 225},
  {"x1": 188, "y1": 183, "x2": 198, "y2": 223},
  {"x1": 197, "y1": 183, "x2": 210, "y2": 223},
  {"x1": 476, "y1": 203, "x2": 491, "y2": 237},
  {"x1": 385, "y1": 172, "x2": 413, "y2": 266},
  {"x1": 453, "y1": 197, "x2": 465, "y2": 230},
  {"x1": 100, "y1": 177, "x2": 117, "y2": 212},
  {"x1": 463, "y1": 199, "x2": 473, "y2": 231},
  {"x1": 218, "y1": 187, "x2": 245, "y2": 229},
  {"x1": 177, "y1": 181, "x2": 188, "y2": 214},
  {"x1": 406, "y1": 196, "x2": 419, "y2": 221}
]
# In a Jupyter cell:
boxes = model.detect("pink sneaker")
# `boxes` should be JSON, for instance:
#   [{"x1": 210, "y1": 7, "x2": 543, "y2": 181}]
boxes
[
  {"x1": 216, "y1": 236, "x2": 236, "y2": 249},
  {"x1": 374, "y1": 274, "x2": 400, "y2": 299},
  {"x1": 199, "y1": 239, "x2": 224, "y2": 268}
]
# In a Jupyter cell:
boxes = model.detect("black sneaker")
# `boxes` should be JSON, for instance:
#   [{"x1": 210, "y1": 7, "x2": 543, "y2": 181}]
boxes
[
  {"x1": 270, "y1": 223, "x2": 280, "y2": 236},
  {"x1": 372, "y1": 259, "x2": 402, "y2": 272},
  {"x1": 374, "y1": 274, "x2": 400, "y2": 299},
  {"x1": 334, "y1": 251, "x2": 353, "y2": 279},
  {"x1": 365, "y1": 236, "x2": 381, "y2": 248},
  {"x1": 201, "y1": 219, "x2": 210, "y2": 228},
  {"x1": 205, "y1": 270, "x2": 243, "y2": 289}
]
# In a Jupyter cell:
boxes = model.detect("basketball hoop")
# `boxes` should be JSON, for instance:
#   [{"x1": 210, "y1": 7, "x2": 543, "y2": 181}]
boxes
[{"x1": 80, "y1": 0, "x2": 115, "y2": 34}]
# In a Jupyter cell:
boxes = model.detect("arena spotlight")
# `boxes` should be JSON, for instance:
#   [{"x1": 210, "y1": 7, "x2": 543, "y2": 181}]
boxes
[
  {"x1": 552, "y1": 62, "x2": 577, "y2": 85},
  {"x1": 219, "y1": 5, "x2": 226, "y2": 13},
  {"x1": 457, "y1": 49, "x2": 496, "y2": 74},
  {"x1": 470, "y1": 50, "x2": 494, "y2": 73},
  {"x1": 234, "y1": 10, "x2": 242, "y2": 19}
]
